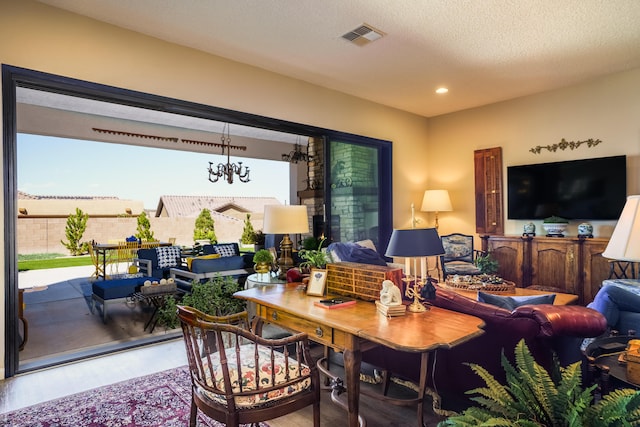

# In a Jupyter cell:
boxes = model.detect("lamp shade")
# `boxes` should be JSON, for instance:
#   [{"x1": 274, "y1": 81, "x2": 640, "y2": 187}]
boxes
[
  {"x1": 262, "y1": 205, "x2": 309, "y2": 234},
  {"x1": 385, "y1": 228, "x2": 445, "y2": 258},
  {"x1": 602, "y1": 195, "x2": 640, "y2": 261},
  {"x1": 420, "y1": 190, "x2": 452, "y2": 212}
]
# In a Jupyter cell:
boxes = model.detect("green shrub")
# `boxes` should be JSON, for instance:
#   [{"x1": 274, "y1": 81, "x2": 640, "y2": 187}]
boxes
[{"x1": 60, "y1": 208, "x2": 89, "y2": 256}]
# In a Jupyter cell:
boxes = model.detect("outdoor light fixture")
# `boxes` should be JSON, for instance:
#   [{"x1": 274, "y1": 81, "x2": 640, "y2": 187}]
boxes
[
  {"x1": 262, "y1": 205, "x2": 309, "y2": 279},
  {"x1": 282, "y1": 138, "x2": 312, "y2": 164},
  {"x1": 385, "y1": 228, "x2": 445, "y2": 313},
  {"x1": 208, "y1": 123, "x2": 250, "y2": 184}
]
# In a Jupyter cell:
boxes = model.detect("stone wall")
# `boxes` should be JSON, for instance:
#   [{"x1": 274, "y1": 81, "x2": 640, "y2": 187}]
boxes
[{"x1": 17, "y1": 216, "x2": 246, "y2": 255}]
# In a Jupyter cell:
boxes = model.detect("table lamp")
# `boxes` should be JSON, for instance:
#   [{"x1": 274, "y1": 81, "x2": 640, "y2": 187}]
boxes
[
  {"x1": 420, "y1": 190, "x2": 452, "y2": 230},
  {"x1": 602, "y1": 195, "x2": 640, "y2": 262},
  {"x1": 262, "y1": 205, "x2": 310, "y2": 279},
  {"x1": 385, "y1": 228, "x2": 445, "y2": 312}
]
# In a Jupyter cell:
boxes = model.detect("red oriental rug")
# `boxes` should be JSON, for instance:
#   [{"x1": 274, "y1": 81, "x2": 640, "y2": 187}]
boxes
[{"x1": 0, "y1": 366, "x2": 270, "y2": 427}]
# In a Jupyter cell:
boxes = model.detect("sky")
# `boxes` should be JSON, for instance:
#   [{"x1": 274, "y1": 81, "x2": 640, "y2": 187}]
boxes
[{"x1": 17, "y1": 134, "x2": 291, "y2": 209}]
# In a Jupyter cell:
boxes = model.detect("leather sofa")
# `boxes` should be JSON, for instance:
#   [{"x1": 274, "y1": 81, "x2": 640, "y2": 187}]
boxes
[{"x1": 362, "y1": 289, "x2": 607, "y2": 411}]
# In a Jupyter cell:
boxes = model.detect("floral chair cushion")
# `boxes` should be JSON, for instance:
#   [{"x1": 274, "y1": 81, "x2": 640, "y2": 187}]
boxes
[{"x1": 198, "y1": 343, "x2": 312, "y2": 408}]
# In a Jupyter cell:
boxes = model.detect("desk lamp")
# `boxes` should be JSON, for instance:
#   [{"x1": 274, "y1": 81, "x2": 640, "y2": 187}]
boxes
[
  {"x1": 385, "y1": 228, "x2": 445, "y2": 312},
  {"x1": 420, "y1": 190, "x2": 452, "y2": 230},
  {"x1": 602, "y1": 195, "x2": 640, "y2": 263},
  {"x1": 263, "y1": 205, "x2": 309, "y2": 279}
]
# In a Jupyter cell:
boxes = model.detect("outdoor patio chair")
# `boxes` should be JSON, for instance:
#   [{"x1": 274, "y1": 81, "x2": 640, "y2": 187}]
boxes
[{"x1": 177, "y1": 306, "x2": 320, "y2": 427}]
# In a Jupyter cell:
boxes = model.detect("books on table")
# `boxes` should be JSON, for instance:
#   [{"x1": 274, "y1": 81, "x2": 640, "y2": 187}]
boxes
[{"x1": 375, "y1": 300, "x2": 406, "y2": 317}]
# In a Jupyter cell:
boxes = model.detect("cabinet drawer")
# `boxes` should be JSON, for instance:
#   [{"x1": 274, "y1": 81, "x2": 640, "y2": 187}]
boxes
[{"x1": 262, "y1": 306, "x2": 348, "y2": 349}]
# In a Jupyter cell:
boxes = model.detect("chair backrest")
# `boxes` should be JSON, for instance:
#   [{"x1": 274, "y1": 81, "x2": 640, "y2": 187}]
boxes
[
  {"x1": 440, "y1": 233, "x2": 475, "y2": 263},
  {"x1": 608, "y1": 260, "x2": 638, "y2": 279},
  {"x1": 177, "y1": 305, "x2": 319, "y2": 425}
]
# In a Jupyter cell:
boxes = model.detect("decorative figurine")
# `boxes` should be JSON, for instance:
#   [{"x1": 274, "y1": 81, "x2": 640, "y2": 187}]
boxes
[{"x1": 379, "y1": 280, "x2": 402, "y2": 306}]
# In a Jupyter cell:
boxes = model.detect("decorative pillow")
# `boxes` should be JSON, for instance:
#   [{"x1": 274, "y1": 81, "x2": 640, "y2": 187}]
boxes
[
  {"x1": 327, "y1": 242, "x2": 387, "y2": 266},
  {"x1": 478, "y1": 291, "x2": 556, "y2": 311},
  {"x1": 214, "y1": 243, "x2": 239, "y2": 257},
  {"x1": 199, "y1": 344, "x2": 312, "y2": 408},
  {"x1": 186, "y1": 253, "x2": 221, "y2": 271},
  {"x1": 156, "y1": 246, "x2": 182, "y2": 269}
]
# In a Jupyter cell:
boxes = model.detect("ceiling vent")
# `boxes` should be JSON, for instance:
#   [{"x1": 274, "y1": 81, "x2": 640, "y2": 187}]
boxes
[{"x1": 341, "y1": 24, "x2": 384, "y2": 47}]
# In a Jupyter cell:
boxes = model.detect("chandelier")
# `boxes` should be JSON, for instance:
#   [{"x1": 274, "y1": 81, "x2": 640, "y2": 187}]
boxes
[
  {"x1": 282, "y1": 138, "x2": 312, "y2": 163},
  {"x1": 208, "y1": 123, "x2": 250, "y2": 184}
]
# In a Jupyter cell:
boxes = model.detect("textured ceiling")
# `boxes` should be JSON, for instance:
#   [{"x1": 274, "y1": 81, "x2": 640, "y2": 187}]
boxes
[{"x1": 36, "y1": 0, "x2": 640, "y2": 117}]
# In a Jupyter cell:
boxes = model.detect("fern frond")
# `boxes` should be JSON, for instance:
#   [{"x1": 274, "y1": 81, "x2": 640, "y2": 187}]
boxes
[{"x1": 585, "y1": 388, "x2": 640, "y2": 427}]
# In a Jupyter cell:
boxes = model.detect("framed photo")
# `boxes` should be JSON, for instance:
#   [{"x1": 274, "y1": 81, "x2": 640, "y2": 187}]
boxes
[{"x1": 307, "y1": 268, "x2": 327, "y2": 296}]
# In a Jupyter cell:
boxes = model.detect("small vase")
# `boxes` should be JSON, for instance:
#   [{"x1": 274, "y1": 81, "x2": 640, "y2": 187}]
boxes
[{"x1": 254, "y1": 262, "x2": 270, "y2": 274}]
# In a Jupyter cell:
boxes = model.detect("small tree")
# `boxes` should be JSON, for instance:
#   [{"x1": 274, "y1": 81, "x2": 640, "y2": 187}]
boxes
[
  {"x1": 194, "y1": 208, "x2": 217, "y2": 243},
  {"x1": 135, "y1": 211, "x2": 155, "y2": 241},
  {"x1": 240, "y1": 213, "x2": 256, "y2": 244},
  {"x1": 61, "y1": 208, "x2": 89, "y2": 256}
]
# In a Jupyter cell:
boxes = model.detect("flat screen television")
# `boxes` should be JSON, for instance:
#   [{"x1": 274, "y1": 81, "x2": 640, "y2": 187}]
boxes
[{"x1": 507, "y1": 155, "x2": 627, "y2": 220}]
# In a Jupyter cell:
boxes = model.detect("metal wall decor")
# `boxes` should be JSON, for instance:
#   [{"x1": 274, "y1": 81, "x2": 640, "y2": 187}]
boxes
[
  {"x1": 529, "y1": 138, "x2": 602, "y2": 154},
  {"x1": 207, "y1": 123, "x2": 250, "y2": 184}
]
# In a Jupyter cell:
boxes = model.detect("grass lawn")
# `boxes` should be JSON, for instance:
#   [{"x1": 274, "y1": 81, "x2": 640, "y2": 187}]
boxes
[{"x1": 18, "y1": 254, "x2": 93, "y2": 271}]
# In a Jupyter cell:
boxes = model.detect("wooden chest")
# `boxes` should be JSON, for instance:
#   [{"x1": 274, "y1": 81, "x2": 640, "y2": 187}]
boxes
[
  {"x1": 326, "y1": 262, "x2": 403, "y2": 301},
  {"x1": 626, "y1": 339, "x2": 640, "y2": 384}
]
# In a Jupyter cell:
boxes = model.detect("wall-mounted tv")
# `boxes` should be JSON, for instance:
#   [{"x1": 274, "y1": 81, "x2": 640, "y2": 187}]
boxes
[{"x1": 507, "y1": 155, "x2": 627, "y2": 220}]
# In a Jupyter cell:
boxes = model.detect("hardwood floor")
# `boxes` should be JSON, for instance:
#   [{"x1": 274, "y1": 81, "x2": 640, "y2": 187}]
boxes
[{"x1": 1, "y1": 339, "x2": 448, "y2": 426}]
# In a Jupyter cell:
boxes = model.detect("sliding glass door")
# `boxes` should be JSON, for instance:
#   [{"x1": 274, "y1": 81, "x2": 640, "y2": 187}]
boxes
[{"x1": 325, "y1": 133, "x2": 392, "y2": 255}]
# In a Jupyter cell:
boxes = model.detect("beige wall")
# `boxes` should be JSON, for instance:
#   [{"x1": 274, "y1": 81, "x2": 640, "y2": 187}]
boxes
[
  {"x1": 427, "y1": 68, "x2": 640, "y2": 238},
  {"x1": 0, "y1": 0, "x2": 430, "y2": 375},
  {"x1": 2, "y1": 0, "x2": 640, "y2": 377}
]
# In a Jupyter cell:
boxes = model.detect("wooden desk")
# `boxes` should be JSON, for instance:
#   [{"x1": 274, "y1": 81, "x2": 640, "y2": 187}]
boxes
[
  {"x1": 437, "y1": 284, "x2": 579, "y2": 305},
  {"x1": 234, "y1": 283, "x2": 484, "y2": 427}
]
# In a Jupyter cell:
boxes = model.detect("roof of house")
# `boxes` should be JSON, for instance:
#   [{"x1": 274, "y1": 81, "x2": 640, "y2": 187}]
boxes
[
  {"x1": 155, "y1": 195, "x2": 282, "y2": 218},
  {"x1": 17, "y1": 191, "x2": 144, "y2": 216}
]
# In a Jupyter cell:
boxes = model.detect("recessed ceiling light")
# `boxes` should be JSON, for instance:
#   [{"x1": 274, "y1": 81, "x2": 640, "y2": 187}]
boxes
[{"x1": 435, "y1": 87, "x2": 449, "y2": 94}]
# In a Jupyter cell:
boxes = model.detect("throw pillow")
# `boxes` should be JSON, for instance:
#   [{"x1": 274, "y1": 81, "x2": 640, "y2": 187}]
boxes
[
  {"x1": 186, "y1": 253, "x2": 221, "y2": 271},
  {"x1": 156, "y1": 246, "x2": 182, "y2": 269},
  {"x1": 214, "y1": 243, "x2": 238, "y2": 257},
  {"x1": 327, "y1": 242, "x2": 387, "y2": 266},
  {"x1": 478, "y1": 291, "x2": 556, "y2": 311}
]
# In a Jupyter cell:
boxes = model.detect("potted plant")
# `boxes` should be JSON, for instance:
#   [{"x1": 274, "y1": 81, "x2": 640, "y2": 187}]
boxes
[
  {"x1": 298, "y1": 237, "x2": 328, "y2": 272},
  {"x1": 253, "y1": 230, "x2": 265, "y2": 250},
  {"x1": 543, "y1": 215, "x2": 569, "y2": 236},
  {"x1": 253, "y1": 248, "x2": 274, "y2": 274},
  {"x1": 475, "y1": 252, "x2": 499, "y2": 275},
  {"x1": 240, "y1": 213, "x2": 257, "y2": 251},
  {"x1": 156, "y1": 276, "x2": 246, "y2": 329},
  {"x1": 438, "y1": 339, "x2": 640, "y2": 427}
]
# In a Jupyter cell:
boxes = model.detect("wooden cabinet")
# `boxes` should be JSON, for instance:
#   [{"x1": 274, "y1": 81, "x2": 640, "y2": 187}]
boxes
[
  {"x1": 481, "y1": 235, "x2": 610, "y2": 305},
  {"x1": 474, "y1": 147, "x2": 504, "y2": 235}
]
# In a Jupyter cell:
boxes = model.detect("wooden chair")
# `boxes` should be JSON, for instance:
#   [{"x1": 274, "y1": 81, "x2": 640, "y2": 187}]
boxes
[
  {"x1": 177, "y1": 306, "x2": 320, "y2": 427},
  {"x1": 439, "y1": 233, "x2": 484, "y2": 279}
]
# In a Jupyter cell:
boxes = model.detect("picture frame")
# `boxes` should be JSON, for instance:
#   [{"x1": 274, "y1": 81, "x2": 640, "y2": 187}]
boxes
[{"x1": 307, "y1": 268, "x2": 328, "y2": 296}]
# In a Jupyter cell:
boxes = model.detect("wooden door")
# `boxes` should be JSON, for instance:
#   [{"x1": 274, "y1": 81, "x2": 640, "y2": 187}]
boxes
[
  {"x1": 474, "y1": 147, "x2": 504, "y2": 235},
  {"x1": 486, "y1": 236, "x2": 525, "y2": 286},
  {"x1": 582, "y1": 238, "x2": 610, "y2": 305},
  {"x1": 530, "y1": 238, "x2": 580, "y2": 296}
]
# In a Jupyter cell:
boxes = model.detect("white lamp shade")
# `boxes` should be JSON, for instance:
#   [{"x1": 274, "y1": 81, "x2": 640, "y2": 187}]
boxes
[
  {"x1": 421, "y1": 190, "x2": 452, "y2": 212},
  {"x1": 262, "y1": 205, "x2": 309, "y2": 234},
  {"x1": 602, "y1": 195, "x2": 640, "y2": 261}
]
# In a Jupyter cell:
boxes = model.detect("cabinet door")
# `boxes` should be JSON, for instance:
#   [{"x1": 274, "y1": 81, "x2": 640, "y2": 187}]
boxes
[
  {"x1": 582, "y1": 239, "x2": 610, "y2": 305},
  {"x1": 486, "y1": 236, "x2": 524, "y2": 286},
  {"x1": 530, "y1": 239, "x2": 580, "y2": 296},
  {"x1": 474, "y1": 147, "x2": 504, "y2": 235}
]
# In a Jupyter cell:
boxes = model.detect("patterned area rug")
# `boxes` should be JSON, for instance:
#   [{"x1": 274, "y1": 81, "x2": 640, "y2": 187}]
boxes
[{"x1": 0, "y1": 366, "x2": 270, "y2": 427}]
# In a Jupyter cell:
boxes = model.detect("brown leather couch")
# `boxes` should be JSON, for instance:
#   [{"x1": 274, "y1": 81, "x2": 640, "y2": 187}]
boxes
[{"x1": 362, "y1": 289, "x2": 607, "y2": 411}]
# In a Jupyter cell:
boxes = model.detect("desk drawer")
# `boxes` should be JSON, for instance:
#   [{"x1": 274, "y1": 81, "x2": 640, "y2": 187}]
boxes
[{"x1": 261, "y1": 306, "x2": 348, "y2": 348}]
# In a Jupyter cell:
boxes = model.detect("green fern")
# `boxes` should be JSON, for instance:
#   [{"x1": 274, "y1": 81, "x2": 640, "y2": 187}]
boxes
[{"x1": 439, "y1": 339, "x2": 640, "y2": 427}]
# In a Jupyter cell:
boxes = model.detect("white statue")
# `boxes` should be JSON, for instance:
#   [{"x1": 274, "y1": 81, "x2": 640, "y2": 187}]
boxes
[{"x1": 380, "y1": 280, "x2": 402, "y2": 306}]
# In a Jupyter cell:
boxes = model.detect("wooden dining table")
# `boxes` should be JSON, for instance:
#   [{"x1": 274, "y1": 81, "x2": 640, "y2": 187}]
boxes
[{"x1": 234, "y1": 283, "x2": 485, "y2": 427}]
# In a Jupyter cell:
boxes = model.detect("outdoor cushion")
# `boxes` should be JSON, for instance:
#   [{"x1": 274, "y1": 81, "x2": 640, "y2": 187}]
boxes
[
  {"x1": 186, "y1": 254, "x2": 220, "y2": 271},
  {"x1": 190, "y1": 255, "x2": 246, "y2": 274},
  {"x1": 200, "y1": 344, "x2": 312, "y2": 408},
  {"x1": 478, "y1": 291, "x2": 556, "y2": 311},
  {"x1": 92, "y1": 277, "x2": 153, "y2": 300}
]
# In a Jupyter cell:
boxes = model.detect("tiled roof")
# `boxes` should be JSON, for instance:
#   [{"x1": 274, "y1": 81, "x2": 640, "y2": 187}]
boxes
[
  {"x1": 18, "y1": 191, "x2": 118, "y2": 201},
  {"x1": 157, "y1": 195, "x2": 282, "y2": 218}
]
